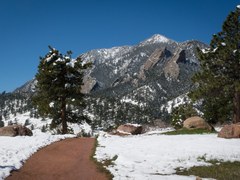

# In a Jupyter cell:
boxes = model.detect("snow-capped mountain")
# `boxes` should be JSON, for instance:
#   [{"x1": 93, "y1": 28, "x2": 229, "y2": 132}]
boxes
[
  {"x1": 139, "y1": 34, "x2": 173, "y2": 46},
  {"x1": 8, "y1": 34, "x2": 208, "y2": 129}
]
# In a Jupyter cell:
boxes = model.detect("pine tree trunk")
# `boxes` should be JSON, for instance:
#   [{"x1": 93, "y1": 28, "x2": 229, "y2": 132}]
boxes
[
  {"x1": 61, "y1": 97, "x2": 67, "y2": 134},
  {"x1": 233, "y1": 91, "x2": 240, "y2": 123}
]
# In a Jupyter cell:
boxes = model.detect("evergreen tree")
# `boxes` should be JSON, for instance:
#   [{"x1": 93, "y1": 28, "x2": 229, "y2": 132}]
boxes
[
  {"x1": 33, "y1": 46, "x2": 91, "y2": 134},
  {"x1": 0, "y1": 119, "x2": 4, "y2": 127},
  {"x1": 190, "y1": 6, "x2": 240, "y2": 123}
]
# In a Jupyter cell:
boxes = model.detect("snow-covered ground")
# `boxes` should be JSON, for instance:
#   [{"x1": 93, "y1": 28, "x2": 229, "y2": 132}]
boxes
[
  {"x1": 95, "y1": 131, "x2": 240, "y2": 180},
  {"x1": 0, "y1": 130, "x2": 75, "y2": 180}
]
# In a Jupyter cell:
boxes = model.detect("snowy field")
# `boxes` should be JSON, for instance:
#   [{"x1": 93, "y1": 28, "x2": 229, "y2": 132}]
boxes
[
  {"x1": 95, "y1": 131, "x2": 240, "y2": 180},
  {"x1": 0, "y1": 130, "x2": 75, "y2": 180}
]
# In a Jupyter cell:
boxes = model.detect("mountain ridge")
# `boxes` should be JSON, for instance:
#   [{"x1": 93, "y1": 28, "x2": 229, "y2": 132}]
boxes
[{"x1": 11, "y1": 34, "x2": 208, "y2": 129}]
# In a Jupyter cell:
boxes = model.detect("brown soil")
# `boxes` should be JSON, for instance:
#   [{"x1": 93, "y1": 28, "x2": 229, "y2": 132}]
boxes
[{"x1": 6, "y1": 138, "x2": 108, "y2": 180}]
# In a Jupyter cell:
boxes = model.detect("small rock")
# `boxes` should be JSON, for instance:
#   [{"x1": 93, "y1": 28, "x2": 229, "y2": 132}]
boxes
[
  {"x1": 218, "y1": 123, "x2": 240, "y2": 138},
  {"x1": 116, "y1": 123, "x2": 142, "y2": 135},
  {"x1": 183, "y1": 116, "x2": 213, "y2": 131},
  {"x1": 0, "y1": 125, "x2": 33, "y2": 137}
]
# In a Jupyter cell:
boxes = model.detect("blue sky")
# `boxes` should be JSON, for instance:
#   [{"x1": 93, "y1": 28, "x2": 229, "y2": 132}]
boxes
[{"x1": 0, "y1": 0, "x2": 238, "y2": 92}]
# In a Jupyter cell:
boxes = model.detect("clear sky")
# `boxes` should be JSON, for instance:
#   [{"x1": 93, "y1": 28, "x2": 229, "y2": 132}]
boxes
[{"x1": 0, "y1": 0, "x2": 238, "y2": 92}]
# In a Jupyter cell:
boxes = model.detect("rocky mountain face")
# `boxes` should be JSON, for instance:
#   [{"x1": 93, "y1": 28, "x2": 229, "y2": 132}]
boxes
[{"x1": 10, "y1": 34, "x2": 208, "y2": 129}]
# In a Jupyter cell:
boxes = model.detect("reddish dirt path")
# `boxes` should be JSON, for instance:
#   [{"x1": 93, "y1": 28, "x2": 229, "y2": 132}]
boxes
[{"x1": 6, "y1": 138, "x2": 108, "y2": 180}]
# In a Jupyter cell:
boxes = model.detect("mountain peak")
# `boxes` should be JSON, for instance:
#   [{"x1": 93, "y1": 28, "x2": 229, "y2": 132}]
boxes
[{"x1": 140, "y1": 34, "x2": 172, "y2": 46}]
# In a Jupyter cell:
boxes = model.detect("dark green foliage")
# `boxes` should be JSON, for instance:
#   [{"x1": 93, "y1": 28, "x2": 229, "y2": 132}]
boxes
[
  {"x1": 0, "y1": 119, "x2": 4, "y2": 127},
  {"x1": 24, "y1": 119, "x2": 30, "y2": 126},
  {"x1": 170, "y1": 103, "x2": 198, "y2": 129},
  {"x1": 8, "y1": 120, "x2": 13, "y2": 126},
  {"x1": 190, "y1": 7, "x2": 240, "y2": 124},
  {"x1": 33, "y1": 46, "x2": 91, "y2": 134},
  {"x1": 0, "y1": 92, "x2": 32, "y2": 120},
  {"x1": 41, "y1": 125, "x2": 47, "y2": 132}
]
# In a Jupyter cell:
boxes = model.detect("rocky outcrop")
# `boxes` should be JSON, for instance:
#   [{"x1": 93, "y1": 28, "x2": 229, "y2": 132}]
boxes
[
  {"x1": 183, "y1": 116, "x2": 213, "y2": 131},
  {"x1": 0, "y1": 125, "x2": 33, "y2": 137},
  {"x1": 117, "y1": 123, "x2": 143, "y2": 135},
  {"x1": 218, "y1": 123, "x2": 240, "y2": 138},
  {"x1": 163, "y1": 48, "x2": 185, "y2": 80},
  {"x1": 81, "y1": 75, "x2": 97, "y2": 94},
  {"x1": 138, "y1": 48, "x2": 166, "y2": 80}
]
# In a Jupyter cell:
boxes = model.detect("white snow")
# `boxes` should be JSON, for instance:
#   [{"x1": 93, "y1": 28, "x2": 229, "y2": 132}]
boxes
[
  {"x1": 140, "y1": 34, "x2": 171, "y2": 46},
  {"x1": 121, "y1": 98, "x2": 139, "y2": 106},
  {"x1": 201, "y1": 47, "x2": 218, "y2": 54},
  {"x1": 140, "y1": 52, "x2": 146, "y2": 57},
  {"x1": 0, "y1": 130, "x2": 74, "y2": 180},
  {"x1": 45, "y1": 53, "x2": 56, "y2": 62},
  {"x1": 221, "y1": 42, "x2": 226, "y2": 46},
  {"x1": 237, "y1": 5, "x2": 240, "y2": 9},
  {"x1": 96, "y1": 131, "x2": 240, "y2": 180},
  {"x1": 201, "y1": 48, "x2": 210, "y2": 54},
  {"x1": 66, "y1": 59, "x2": 77, "y2": 68},
  {"x1": 49, "y1": 102, "x2": 54, "y2": 108},
  {"x1": 157, "y1": 83, "x2": 167, "y2": 94},
  {"x1": 161, "y1": 94, "x2": 189, "y2": 113}
]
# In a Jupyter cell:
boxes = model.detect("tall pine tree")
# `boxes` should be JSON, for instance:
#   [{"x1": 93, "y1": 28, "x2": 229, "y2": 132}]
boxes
[
  {"x1": 190, "y1": 6, "x2": 240, "y2": 123},
  {"x1": 33, "y1": 46, "x2": 91, "y2": 134}
]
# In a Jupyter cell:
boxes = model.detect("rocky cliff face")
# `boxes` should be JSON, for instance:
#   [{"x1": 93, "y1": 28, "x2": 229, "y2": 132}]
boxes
[{"x1": 12, "y1": 34, "x2": 208, "y2": 129}]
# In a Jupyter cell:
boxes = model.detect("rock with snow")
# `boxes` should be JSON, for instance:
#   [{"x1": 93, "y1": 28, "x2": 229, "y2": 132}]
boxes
[
  {"x1": 117, "y1": 123, "x2": 143, "y2": 135},
  {"x1": 183, "y1": 116, "x2": 213, "y2": 131},
  {"x1": 218, "y1": 123, "x2": 240, "y2": 139},
  {"x1": 0, "y1": 125, "x2": 33, "y2": 137}
]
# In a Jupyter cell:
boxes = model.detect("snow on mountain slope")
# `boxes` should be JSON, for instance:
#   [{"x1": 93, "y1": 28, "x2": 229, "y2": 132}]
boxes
[
  {"x1": 96, "y1": 132, "x2": 240, "y2": 180},
  {"x1": 139, "y1": 34, "x2": 174, "y2": 46}
]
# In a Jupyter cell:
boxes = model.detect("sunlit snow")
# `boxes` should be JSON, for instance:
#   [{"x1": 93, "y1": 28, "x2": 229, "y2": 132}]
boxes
[{"x1": 96, "y1": 131, "x2": 240, "y2": 180}]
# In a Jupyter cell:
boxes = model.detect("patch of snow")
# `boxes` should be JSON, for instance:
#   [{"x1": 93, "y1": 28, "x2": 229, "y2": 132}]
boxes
[
  {"x1": 213, "y1": 47, "x2": 218, "y2": 52},
  {"x1": 140, "y1": 52, "x2": 146, "y2": 57},
  {"x1": 116, "y1": 130, "x2": 131, "y2": 135},
  {"x1": 201, "y1": 47, "x2": 218, "y2": 54},
  {"x1": 221, "y1": 42, "x2": 226, "y2": 46},
  {"x1": 121, "y1": 98, "x2": 139, "y2": 106},
  {"x1": 66, "y1": 59, "x2": 76, "y2": 68},
  {"x1": 125, "y1": 123, "x2": 141, "y2": 127},
  {"x1": 237, "y1": 5, "x2": 240, "y2": 9},
  {"x1": 201, "y1": 48, "x2": 210, "y2": 54},
  {"x1": 96, "y1": 132, "x2": 240, "y2": 180},
  {"x1": 56, "y1": 57, "x2": 64, "y2": 62},
  {"x1": 161, "y1": 94, "x2": 189, "y2": 113},
  {"x1": 157, "y1": 83, "x2": 167, "y2": 94},
  {"x1": 69, "y1": 122, "x2": 92, "y2": 135},
  {"x1": 45, "y1": 53, "x2": 56, "y2": 62},
  {"x1": 49, "y1": 102, "x2": 54, "y2": 108}
]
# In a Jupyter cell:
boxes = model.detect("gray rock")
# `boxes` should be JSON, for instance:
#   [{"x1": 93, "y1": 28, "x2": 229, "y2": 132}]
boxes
[{"x1": 0, "y1": 125, "x2": 33, "y2": 137}]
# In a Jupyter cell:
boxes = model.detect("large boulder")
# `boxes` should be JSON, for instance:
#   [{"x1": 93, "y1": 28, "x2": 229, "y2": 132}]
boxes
[
  {"x1": 117, "y1": 123, "x2": 142, "y2": 135},
  {"x1": 183, "y1": 116, "x2": 213, "y2": 131},
  {"x1": 0, "y1": 125, "x2": 33, "y2": 137},
  {"x1": 218, "y1": 123, "x2": 240, "y2": 138}
]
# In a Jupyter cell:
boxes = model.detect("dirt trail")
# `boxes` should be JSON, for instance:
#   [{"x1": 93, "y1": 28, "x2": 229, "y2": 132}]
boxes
[{"x1": 6, "y1": 138, "x2": 108, "y2": 180}]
